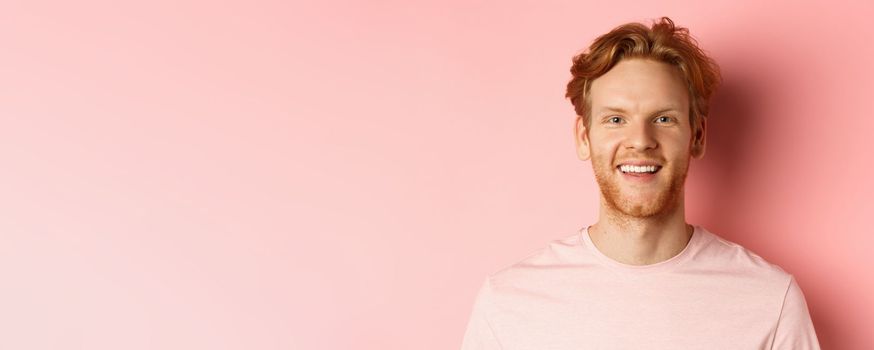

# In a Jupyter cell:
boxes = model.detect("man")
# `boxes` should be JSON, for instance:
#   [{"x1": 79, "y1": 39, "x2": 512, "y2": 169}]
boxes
[{"x1": 460, "y1": 17, "x2": 821, "y2": 349}]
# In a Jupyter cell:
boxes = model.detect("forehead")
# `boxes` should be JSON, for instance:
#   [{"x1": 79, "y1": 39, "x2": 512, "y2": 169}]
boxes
[{"x1": 589, "y1": 58, "x2": 689, "y2": 114}]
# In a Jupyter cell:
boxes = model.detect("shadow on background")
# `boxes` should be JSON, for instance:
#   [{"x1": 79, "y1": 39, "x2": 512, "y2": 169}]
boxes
[
  {"x1": 696, "y1": 75, "x2": 762, "y2": 232},
  {"x1": 694, "y1": 60, "x2": 837, "y2": 348}
]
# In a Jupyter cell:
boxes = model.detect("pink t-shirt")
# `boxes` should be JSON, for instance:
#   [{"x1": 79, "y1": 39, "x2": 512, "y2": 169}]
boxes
[{"x1": 461, "y1": 225, "x2": 821, "y2": 349}]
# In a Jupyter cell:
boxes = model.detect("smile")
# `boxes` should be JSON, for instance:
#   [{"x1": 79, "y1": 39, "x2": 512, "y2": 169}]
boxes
[
  {"x1": 618, "y1": 164, "x2": 662, "y2": 174},
  {"x1": 615, "y1": 163, "x2": 662, "y2": 183}
]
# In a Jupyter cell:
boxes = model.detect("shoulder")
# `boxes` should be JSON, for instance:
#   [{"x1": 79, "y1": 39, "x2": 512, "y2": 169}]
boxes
[
  {"x1": 696, "y1": 227, "x2": 794, "y2": 285},
  {"x1": 484, "y1": 229, "x2": 583, "y2": 289}
]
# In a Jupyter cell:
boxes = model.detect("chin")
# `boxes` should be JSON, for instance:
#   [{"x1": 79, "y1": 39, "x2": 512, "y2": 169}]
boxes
[
  {"x1": 594, "y1": 168, "x2": 686, "y2": 219},
  {"x1": 612, "y1": 191, "x2": 675, "y2": 218},
  {"x1": 617, "y1": 202, "x2": 667, "y2": 218}
]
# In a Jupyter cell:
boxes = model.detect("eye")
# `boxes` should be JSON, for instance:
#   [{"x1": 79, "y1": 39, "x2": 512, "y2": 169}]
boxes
[
  {"x1": 655, "y1": 116, "x2": 675, "y2": 123},
  {"x1": 607, "y1": 116, "x2": 623, "y2": 124}
]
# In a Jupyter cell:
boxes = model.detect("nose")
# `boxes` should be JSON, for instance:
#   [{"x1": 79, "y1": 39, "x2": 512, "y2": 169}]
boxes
[{"x1": 624, "y1": 121, "x2": 658, "y2": 151}]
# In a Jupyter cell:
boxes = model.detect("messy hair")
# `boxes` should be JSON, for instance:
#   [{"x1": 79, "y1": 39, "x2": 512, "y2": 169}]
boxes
[{"x1": 565, "y1": 17, "x2": 721, "y2": 152}]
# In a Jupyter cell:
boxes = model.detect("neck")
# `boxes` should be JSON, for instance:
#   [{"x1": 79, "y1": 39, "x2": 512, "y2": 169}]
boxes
[{"x1": 588, "y1": 196, "x2": 693, "y2": 266}]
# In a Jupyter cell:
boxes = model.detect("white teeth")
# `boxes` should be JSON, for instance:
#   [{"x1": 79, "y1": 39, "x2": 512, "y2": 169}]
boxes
[{"x1": 619, "y1": 165, "x2": 659, "y2": 173}]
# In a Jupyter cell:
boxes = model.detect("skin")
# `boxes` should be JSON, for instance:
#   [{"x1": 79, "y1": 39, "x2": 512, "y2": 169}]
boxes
[{"x1": 573, "y1": 58, "x2": 707, "y2": 266}]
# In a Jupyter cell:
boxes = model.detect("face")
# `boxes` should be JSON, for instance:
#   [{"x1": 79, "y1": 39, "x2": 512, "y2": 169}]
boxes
[{"x1": 574, "y1": 58, "x2": 705, "y2": 218}]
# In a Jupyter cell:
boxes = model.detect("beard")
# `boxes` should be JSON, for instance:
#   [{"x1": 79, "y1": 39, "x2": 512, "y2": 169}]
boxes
[{"x1": 591, "y1": 154, "x2": 689, "y2": 218}]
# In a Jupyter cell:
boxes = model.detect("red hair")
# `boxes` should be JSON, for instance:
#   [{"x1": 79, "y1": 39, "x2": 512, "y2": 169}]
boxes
[{"x1": 565, "y1": 17, "x2": 721, "y2": 154}]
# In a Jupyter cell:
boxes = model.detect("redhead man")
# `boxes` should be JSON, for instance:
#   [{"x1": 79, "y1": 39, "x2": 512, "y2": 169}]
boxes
[{"x1": 461, "y1": 17, "x2": 821, "y2": 349}]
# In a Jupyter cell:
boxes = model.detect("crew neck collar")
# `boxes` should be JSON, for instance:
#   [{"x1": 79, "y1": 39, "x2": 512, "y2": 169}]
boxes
[{"x1": 579, "y1": 224, "x2": 703, "y2": 274}]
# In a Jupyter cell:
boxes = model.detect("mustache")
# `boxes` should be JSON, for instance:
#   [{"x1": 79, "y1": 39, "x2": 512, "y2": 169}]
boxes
[{"x1": 614, "y1": 156, "x2": 666, "y2": 165}]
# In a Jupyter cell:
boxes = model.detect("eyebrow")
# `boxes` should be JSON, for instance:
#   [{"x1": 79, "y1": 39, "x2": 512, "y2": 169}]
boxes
[{"x1": 599, "y1": 106, "x2": 681, "y2": 115}]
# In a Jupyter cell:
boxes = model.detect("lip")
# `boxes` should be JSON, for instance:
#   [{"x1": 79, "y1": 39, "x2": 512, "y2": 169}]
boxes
[
  {"x1": 616, "y1": 161, "x2": 663, "y2": 183},
  {"x1": 616, "y1": 160, "x2": 663, "y2": 167}
]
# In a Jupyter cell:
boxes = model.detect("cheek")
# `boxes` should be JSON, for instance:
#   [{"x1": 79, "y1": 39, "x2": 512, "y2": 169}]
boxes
[
  {"x1": 590, "y1": 144, "x2": 617, "y2": 165},
  {"x1": 659, "y1": 130, "x2": 693, "y2": 152},
  {"x1": 588, "y1": 134, "x2": 620, "y2": 155}
]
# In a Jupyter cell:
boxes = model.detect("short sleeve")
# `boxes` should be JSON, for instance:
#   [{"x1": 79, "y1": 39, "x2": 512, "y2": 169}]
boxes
[
  {"x1": 771, "y1": 275, "x2": 821, "y2": 350},
  {"x1": 460, "y1": 276, "x2": 502, "y2": 350}
]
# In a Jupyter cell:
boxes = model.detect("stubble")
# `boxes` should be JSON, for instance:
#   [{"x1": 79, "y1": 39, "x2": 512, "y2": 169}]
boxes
[{"x1": 591, "y1": 155, "x2": 689, "y2": 219}]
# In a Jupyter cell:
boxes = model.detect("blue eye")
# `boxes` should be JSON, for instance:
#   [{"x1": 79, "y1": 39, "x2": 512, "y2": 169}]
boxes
[{"x1": 656, "y1": 116, "x2": 673, "y2": 123}]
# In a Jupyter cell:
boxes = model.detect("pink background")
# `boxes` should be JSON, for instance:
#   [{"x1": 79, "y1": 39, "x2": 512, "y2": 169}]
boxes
[{"x1": 1, "y1": 1, "x2": 872, "y2": 349}]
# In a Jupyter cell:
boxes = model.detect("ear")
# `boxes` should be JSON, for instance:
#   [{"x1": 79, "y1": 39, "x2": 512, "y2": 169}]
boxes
[
  {"x1": 691, "y1": 116, "x2": 707, "y2": 159},
  {"x1": 574, "y1": 115, "x2": 591, "y2": 161}
]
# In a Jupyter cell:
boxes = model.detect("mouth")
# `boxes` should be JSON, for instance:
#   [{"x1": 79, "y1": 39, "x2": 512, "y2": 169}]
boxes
[{"x1": 616, "y1": 164, "x2": 662, "y2": 182}]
